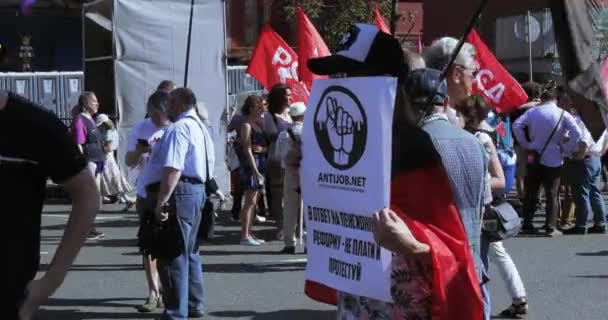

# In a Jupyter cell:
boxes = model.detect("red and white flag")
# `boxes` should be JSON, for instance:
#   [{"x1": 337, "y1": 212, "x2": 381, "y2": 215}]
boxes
[
  {"x1": 373, "y1": 3, "x2": 391, "y2": 34},
  {"x1": 467, "y1": 29, "x2": 528, "y2": 113},
  {"x1": 297, "y1": 7, "x2": 331, "y2": 91},
  {"x1": 246, "y1": 23, "x2": 308, "y2": 102}
]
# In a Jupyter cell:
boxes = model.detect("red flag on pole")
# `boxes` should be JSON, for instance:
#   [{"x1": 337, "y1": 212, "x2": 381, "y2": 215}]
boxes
[
  {"x1": 467, "y1": 29, "x2": 528, "y2": 114},
  {"x1": 297, "y1": 7, "x2": 331, "y2": 91},
  {"x1": 373, "y1": 3, "x2": 391, "y2": 34},
  {"x1": 246, "y1": 24, "x2": 308, "y2": 102}
]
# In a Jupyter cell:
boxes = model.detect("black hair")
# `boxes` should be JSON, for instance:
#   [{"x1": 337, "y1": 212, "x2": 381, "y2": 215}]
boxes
[
  {"x1": 242, "y1": 95, "x2": 263, "y2": 116},
  {"x1": 157, "y1": 80, "x2": 176, "y2": 92},
  {"x1": 147, "y1": 90, "x2": 169, "y2": 114},
  {"x1": 541, "y1": 81, "x2": 558, "y2": 102},
  {"x1": 267, "y1": 83, "x2": 290, "y2": 114},
  {"x1": 521, "y1": 81, "x2": 542, "y2": 101}
]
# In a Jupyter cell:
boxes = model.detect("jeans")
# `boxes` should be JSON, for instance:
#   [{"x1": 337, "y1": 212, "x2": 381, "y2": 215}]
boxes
[
  {"x1": 572, "y1": 155, "x2": 607, "y2": 228},
  {"x1": 523, "y1": 163, "x2": 562, "y2": 229},
  {"x1": 158, "y1": 181, "x2": 206, "y2": 320}
]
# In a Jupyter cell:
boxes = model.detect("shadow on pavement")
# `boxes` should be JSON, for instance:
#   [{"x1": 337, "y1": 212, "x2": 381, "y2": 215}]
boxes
[
  {"x1": 209, "y1": 309, "x2": 335, "y2": 320},
  {"x1": 573, "y1": 275, "x2": 608, "y2": 279},
  {"x1": 576, "y1": 250, "x2": 608, "y2": 256},
  {"x1": 39, "y1": 263, "x2": 142, "y2": 272},
  {"x1": 38, "y1": 308, "x2": 157, "y2": 319},
  {"x1": 47, "y1": 297, "x2": 142, "y2": 308},
  {"x1": 202, "y1": 261, "x2": 306, "y2": 274}
]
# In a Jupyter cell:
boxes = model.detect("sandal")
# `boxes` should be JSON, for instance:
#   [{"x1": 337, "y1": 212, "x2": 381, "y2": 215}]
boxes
[{"x1": 499, "y1": 301, "x2": 528, "y2": 318}]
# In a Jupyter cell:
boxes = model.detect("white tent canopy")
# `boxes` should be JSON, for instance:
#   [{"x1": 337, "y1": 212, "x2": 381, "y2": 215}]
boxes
[{"x1": 83, "y1": 0, "x2": 229, "y2": 190}]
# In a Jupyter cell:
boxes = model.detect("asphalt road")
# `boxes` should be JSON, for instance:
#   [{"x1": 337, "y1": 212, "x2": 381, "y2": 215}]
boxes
[{"x1": 35, "y1": 203, "x2": 608, "y2": 320}]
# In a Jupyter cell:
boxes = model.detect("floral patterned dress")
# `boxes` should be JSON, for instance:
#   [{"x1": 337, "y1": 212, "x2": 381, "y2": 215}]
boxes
[{"x1": 337, "y1": 254, "x2": 433, "y2": 320}]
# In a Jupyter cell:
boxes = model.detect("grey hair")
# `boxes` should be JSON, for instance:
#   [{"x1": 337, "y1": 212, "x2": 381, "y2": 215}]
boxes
[
  {"x1": 404, "y1": 49, "x2": 426, "y2": 71},
  {"x1": 423, "y1": 37, "x2": 476, "y2": 70}
]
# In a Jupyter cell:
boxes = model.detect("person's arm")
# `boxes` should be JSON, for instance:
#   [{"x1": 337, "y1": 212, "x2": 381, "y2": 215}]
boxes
[
  {"x1": 70, "y1": 117, "x2": 87, "y2": 154},
  {"x1": 512, "y1": 110, "x2": 531, "y2": 150},
  {"x1": 562, "y1": 113, "x2": 583, "y2": 156},
  {"x1": 241, "y1": 123, "x2": 264, "y2": 181},
  {"x1": 487, "y1": 139, "x2": 506, "y2": 192},
  {"x1": 19, "y1": 112, "x2": 98, "y2": 320},
  {"x1": 372, "y1": 209, "x2": 430, "y2": 258},
  {"x1": 155, "y1": 126, "x2": 188, "y2": 221},
  {"x1": 125, "y1": 123, "x2": 149, "y2": 167},
  {"x1": 19, "y1": 169, "x2": 99, "y2": 320}
]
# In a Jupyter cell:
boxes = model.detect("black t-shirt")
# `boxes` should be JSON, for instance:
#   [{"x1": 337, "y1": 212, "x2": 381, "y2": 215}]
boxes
[{"x1": 1, "y1": 93, "x2": 87, "y2": 291}]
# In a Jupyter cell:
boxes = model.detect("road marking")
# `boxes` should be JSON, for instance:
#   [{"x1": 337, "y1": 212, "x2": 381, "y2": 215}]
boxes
[
  {"x1": 279, "y1": 258, "x2": 307, "y2": 263},
  {"x1": 40, "y1": 251, "x2": 49, "y2": 255},
  {"x1": 42, "y1": 214, "x2": 128, "y2": 221}
]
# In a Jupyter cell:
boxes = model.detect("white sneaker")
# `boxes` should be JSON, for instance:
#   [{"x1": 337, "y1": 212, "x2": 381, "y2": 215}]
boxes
[
  {"x1": 255, "y1": 215, "x2": 267, "y2": 223},
  {"x1": 240, "y1": 237, "x2": 261, "y2": 246},
  {"x1": 252, "y1": 236, "x2": 265, "y2": 244}
]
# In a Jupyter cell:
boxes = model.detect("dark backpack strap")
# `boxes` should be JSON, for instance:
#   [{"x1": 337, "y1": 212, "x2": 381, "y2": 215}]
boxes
[{"x1": 538, "y1": 110, "x2": 565, "y2": 158}]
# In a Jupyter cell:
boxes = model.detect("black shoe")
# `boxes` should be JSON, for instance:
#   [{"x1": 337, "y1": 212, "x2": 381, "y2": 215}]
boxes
[
  {"x1": 546, "y1": 228, "x2": 563, "y2": 237},
  {"x1": 189, "y1": 310, "x2": 204, "y2": 318},
  {"x1": 280, "y1": 246, "x2": 296, "y2": 254},
  {"x1": 521, "y1": 225, "x2": 538, "y2": 234},
  {"x1": 588, "y1": 225, "x2": 607, "y2": 234},
  {"x1": 86, "y1": 229, "x2": 105, "y2": 240},
  {"x1": 563, "y1": 226, "x2": 587, "y2": 235}
]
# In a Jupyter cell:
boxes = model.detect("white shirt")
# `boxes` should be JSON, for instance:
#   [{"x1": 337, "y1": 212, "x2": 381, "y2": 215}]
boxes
[
  {"x1": 140, "y1": 109, "x2": 215, "y2": 196},
  {"x1": 127, "y1": 118, "x2": 168, "y2": 198},
  {"x1": 575, "y1": 116, "x2": 608, "y2": 157},
  {"x1": 277, "y1": 121, "x2": 303, "y2": 169}
]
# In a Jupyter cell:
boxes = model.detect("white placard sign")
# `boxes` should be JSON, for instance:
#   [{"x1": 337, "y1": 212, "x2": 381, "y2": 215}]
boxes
[{"x1": 302, "y1": 77, "x2": 396, "y2": 302}]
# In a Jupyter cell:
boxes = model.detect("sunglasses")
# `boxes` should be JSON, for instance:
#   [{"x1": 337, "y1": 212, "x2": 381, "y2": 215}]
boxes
[{"x1": 455, "y1": 64, "x2": 479, "y2": 78}]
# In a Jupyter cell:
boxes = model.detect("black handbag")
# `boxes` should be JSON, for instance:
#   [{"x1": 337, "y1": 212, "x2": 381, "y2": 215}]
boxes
[
  {"x1": 139, "y1": 198, "x2": 184, "y2": 260},
  {"x1": 482, "y1": 201, "x2": 522, "y2": 242}
]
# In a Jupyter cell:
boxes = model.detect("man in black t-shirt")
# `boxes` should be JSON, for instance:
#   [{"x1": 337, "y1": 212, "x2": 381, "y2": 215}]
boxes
[{"x1": 1, "y1": 91, "x2": 99, "y2": 320}]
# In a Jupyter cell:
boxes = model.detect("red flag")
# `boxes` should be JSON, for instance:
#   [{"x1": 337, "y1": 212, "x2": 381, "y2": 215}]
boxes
[
  {"x1": 297, "y1": 7, "x2": 331, "y2": 91},
  {"x1": 417, "y1": 34, "x2": 423, "y2": 54},
  {"x1": 246, "y1": 24, "x2": 308, "y2": 102},
  {"x1": 467, "y1": 29, "x2": 528, "y2": 114},
  {"x1": 373, "y1": 3, "x2": 391, "y2": 34}
]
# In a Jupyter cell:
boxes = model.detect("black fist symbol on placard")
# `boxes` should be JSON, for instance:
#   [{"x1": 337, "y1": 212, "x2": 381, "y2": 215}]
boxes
[{"x1": 314, "y1": 86, "x2": 367, "y2": 170}]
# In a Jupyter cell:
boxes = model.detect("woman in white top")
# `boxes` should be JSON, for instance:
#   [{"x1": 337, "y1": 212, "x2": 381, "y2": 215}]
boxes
[
  {"x1": 96, "y1": 114, "x2": 134, "y2": 206},
  {"x1": 456, "y1": 95, "x2": 529, "y2": 318}
]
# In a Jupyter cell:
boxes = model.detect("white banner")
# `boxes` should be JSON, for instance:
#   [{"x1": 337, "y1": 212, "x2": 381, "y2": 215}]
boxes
[{"x1": 302, "y1": 77, "x2": 396, "y2": 302}]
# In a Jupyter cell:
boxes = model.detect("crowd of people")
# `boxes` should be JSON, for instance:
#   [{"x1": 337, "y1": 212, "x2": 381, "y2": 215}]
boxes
[{"x1": 5, "y1": 22, "x2": 608, "y2": 320}]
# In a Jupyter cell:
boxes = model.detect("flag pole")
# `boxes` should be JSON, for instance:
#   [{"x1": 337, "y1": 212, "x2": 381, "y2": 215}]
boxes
[
  {"x1": 390, "y1": 0, "x2": 398, "y2": 34},
  {"x1": 184, "y1": 0, "x2": 195, "y2": 87},
  {"x1": 419, "y1": 0, "x2": 491, "y2": 124},
  {"x1": 526, "y1": 10, "x2": 534, "y2": 82}
]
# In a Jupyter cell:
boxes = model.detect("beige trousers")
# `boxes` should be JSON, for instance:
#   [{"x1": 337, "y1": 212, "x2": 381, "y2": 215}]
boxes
[{"x1": 282, "y1": 168, "x2": 302, "y2": 247}]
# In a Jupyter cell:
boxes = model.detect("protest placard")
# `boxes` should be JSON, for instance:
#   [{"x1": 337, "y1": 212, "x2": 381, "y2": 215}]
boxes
[{"x1": 301, "y1": 76, "x2": 396, "y2": 302}]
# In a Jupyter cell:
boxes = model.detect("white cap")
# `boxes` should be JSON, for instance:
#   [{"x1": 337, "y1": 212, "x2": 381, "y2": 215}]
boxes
[
  {"x1": 289, "y1": 102, "x2": 306, "y2": 117},
  {"x1": 95, "y1": 113, "x2": 110, "y2": 126}
]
